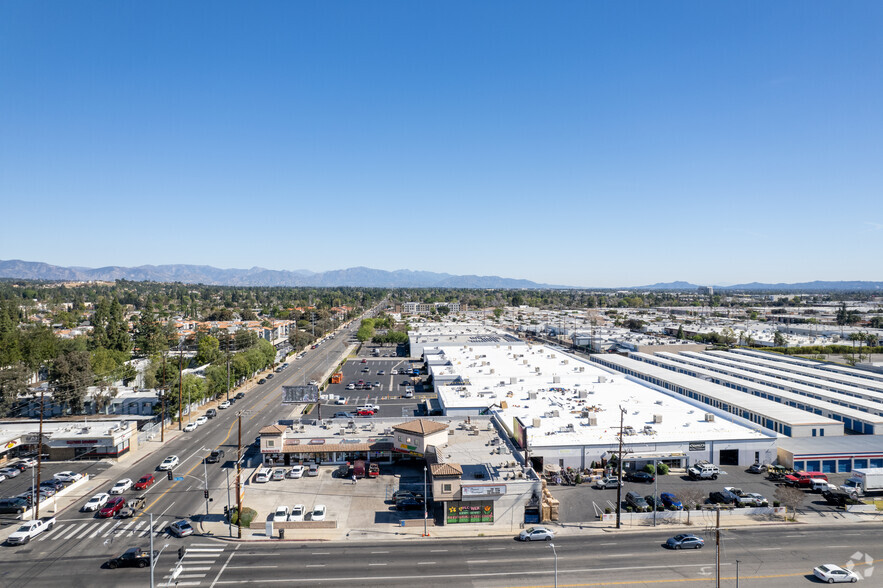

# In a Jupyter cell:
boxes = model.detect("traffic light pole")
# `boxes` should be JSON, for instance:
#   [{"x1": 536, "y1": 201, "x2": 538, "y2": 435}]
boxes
[
  {"x1": 236, "y1": 412, "x2": 242, "y2": 538},
  {"x1": 203, "y1": 458, "x2": 210, "y2": 516}
]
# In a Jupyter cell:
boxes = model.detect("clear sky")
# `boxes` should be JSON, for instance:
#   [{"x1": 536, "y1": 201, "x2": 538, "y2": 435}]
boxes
[{"x1": 1, "y1": 2, "x2": 881, "y2": 288}]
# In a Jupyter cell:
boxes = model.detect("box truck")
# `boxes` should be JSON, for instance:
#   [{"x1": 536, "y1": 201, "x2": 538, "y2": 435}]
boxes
[{"x1": 840, "y1": 468, "x2": 883, "y2": 497}]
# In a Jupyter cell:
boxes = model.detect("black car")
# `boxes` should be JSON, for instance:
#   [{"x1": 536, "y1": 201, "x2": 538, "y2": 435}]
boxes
[
  {"x1": 0, "y1": 498, "x2": 28, "y2": 514},
  {"x1": 747, "y1": 463, "x2": 764, "y2": 474},
  {"x1": 205, "y1": 449, "x2": 225, "y2": 464},
  {"x1": 822, "y1": 490, "x2": 853, "y2": 507},
  {"x1": 206, "y1": 408, "x2": 217, "y2": 419},
  {"x1": 258, "y1": 379, "x2": 266, "y2": 384},
  {"x1": 266, "y1": 374, "x2": 274, "y2": 380},
  {"x1": 625, "y1": 491, "x2": 649, "y2": 511},
  {"x1": 235, "y1": 392, "x2": 245, "y2": 400},
  {"x1": 708, "y1": 490, "x2": 738, "y2": 505},
  {"x1": 395, "y1": 497, "x2": 424, "y2": 511},
  {"x1": 392, "y1": 490, "x2": 424, "y2": 502},
  {"x1": 106, "y1": 547, "x2": 157, "y2": 569},
  {"x1": 627, "y1": 471, "x2": 655, "y2": 483}
]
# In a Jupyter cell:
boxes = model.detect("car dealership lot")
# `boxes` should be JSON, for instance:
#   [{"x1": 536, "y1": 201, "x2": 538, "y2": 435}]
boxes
[{"x1": 320, "y1": 357, "x2": 431, "y2": 419}]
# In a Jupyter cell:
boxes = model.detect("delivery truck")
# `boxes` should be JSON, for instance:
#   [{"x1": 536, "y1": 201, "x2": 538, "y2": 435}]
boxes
[{"x1": 840, "y1": 467, "x2": 883, "y2": 497}]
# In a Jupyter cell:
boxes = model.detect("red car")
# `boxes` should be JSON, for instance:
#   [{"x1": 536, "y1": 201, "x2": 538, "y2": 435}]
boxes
[
  {"x1": 357, "y1": 409, "x2": 374, "y2": 416},
  {"x1": 99, "y1": 496, "x2": 126, "y2": 518},
  {"x1": 134, "y1": 474, "x2": 155, "y2": 491}
]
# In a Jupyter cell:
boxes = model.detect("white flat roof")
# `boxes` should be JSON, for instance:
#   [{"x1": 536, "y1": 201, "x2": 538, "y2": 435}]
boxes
[{"x1": 429, "y1": 344, "x2": 770, "y2": 448}]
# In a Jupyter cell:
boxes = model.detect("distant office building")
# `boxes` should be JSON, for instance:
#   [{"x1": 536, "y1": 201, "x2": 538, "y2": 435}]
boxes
[{"x1": 698, "y1": 286, "x2": 714, "y2": 296}]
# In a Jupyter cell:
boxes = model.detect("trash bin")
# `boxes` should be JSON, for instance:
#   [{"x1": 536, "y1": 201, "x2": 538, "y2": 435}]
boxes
[
  {"x1": 400, "y1": 520, "x2": 406, "y2": 527},
  {"x1": 279, "y1": 528, "x2": 285, "y2": 539}
]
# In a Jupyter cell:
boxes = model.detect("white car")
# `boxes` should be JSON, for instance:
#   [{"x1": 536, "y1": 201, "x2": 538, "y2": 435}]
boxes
[
  {"x1": 334, "y1": 396, "x2": 346, "y2": 405},
  {"x1": 518, "y1": 526, "x2": 555, "y2": 541},
  {"x1": 219, "y1": 401, "x2": 231, "y2": 409},
  {"x1": 196, "y1": 416, "x2": 208, "y2": 426},
  {"x1": 158, "y1": 456, "x2": 179, "y2": 471},
  {"x1": 0, "y1": 468, "x2": 20, "y2": 478},
  {"x1": 311, "y1": 504, "x2": 326, "y2": 521},
  {"x1": 53, "y1": 471, "x2": 84, "y2": 483},
  {"x1": 183, "y1": 422, "x2": 197, "y2": 432},
  {"x1": 110, "y1": 479, "x2": 133, "y2": 495},
  {"x1": 391, "y1": 369, "x2": 398, "y2": 375},
  {"x1": 289, "y1": 504, "x2": 305, "y2": 521},
  {"x1": 813, "y1": 564, "x2": 860, "y2": 583},
  {"x1": 273, "y1": 506, "x2": 290, "y2": 522},
  {"x1": 287, "y1": 465, "x2": 305, "y2": 479},
  {"x1": 83, "y1": 493, "x2": 110, "y2": 512}
]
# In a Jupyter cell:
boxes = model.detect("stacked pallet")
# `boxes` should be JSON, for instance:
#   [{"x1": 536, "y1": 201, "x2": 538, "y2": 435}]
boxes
[{"x1": 540, "y1": 480, "x2": 560, "y2": 522}]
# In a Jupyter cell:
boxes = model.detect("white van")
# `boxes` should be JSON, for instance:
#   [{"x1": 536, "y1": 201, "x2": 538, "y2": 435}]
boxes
[
  {"x1": 255, "y1": 467, "x2": 272, "y2": 483},
  {"x1": 811, "y1": 479, "x2": 837, "y2": 493}
]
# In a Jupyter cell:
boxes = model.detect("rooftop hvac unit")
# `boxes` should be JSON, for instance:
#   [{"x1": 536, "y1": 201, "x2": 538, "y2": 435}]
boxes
[
  {"x1": 653, "y1": 414, "x2": 663, "y2": 424},
  {"x1": 562, "y1": 359, "x2": 569, "y2": 365},
  {"x1": 523, "y1": 359, "x2": 529, "y2": 365},
  {"x1": 579, "y1": 366, "x2": 585, "y2": 372},
  {"x1": 552, "y1": 410, "x2": 560, "y2": 418},
  {"x1": 705, "y1": 413, "x2": 715, "y2": 422},
  {"x1": 535, "y1": 367, "x2": 541, "y2": 373},
  {"x1": 578, "y1": 390, "x2": 587, "y2": 399},
  {"x1": 598, "y1": 376, "x2": 607, "y2": 384},
  {"x1": 529, "y1": 392, "x2": 537, "y2": 400},
  {"x1": 552, "y1": 376, "x2": 561, "y2": 383},
  {"x1": 489, "y1": 368, "x2": 495, "y2": 374},
  {"x1": 532, "y1": 418, "x2": 541, "y2": 428},
  {"x1": 587, "y1": 415, "x2": 598, "y2": 426},
  {"x1": 510, "y1": 377, "x2": 517, "y2": 385}
]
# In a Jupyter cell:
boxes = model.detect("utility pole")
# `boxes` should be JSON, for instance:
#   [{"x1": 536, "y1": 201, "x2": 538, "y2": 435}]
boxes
[
  {"x1": 715, "y1": 505, "x2": 721, "y2": 588},
  {"x1": 178, "y1": 344, "x2": 183, "y2": 430},
  {"x1": 161, "y1": 353, "x2": 166, "y2": 443},
  {"x1": 615, "y1": 405, "x2": 625, "y2": 529},
  {"x1": 226, "y1": 337, "x2": 231, "y2": 402},
  {"x1": 226, "y1": 469, "x2": 232, "y2": 538},
  {"x1": 236, "y1": 412, "x2": 242, "y2": 539},
  {"x1": 36, "y1": 387, "x2": 44, "y2": 518}
]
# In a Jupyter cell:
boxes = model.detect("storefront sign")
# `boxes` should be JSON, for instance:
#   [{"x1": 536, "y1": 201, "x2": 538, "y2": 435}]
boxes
[
  {"x1": 689, "y1": 442, "x2": 706, "y2": 451},
  {"x1": 461, "y1": 484, "x2": 506, "y2": 499},
  {"x1": 447, "y1": 501, "x2": 494, "y2": 524},
  {"x1": 4, "y1": 439, "x2": 21, "y2": 450}
]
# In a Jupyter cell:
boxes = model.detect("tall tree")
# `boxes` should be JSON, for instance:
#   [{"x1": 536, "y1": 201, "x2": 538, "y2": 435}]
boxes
[
  {"x1": 50, "y1": 350, "x2": 94, "y2": 413},
  {"x1": 134, "y1": 302, "x2": 163, "y2": 356},
  {"x1": 0, "y1": 362, "x2": 29, "y2": 416}
]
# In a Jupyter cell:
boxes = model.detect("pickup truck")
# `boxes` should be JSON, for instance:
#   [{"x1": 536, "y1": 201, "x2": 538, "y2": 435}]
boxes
[
  {"x1": 688, "y1": 464, "x2": 720, "y2": 480},
  {"x1": 6, "y1": 517, "x2": 56, "y2": 545}
]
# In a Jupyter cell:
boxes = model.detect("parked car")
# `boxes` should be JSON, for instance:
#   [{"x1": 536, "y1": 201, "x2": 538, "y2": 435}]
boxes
[
  {"x1": 332, "y1": 412, "x2": 351, "y2": 419},
  {"x1": 289, "y1": 504, "x2": 305, "y2": 521},
  {"x1": 660, "y1": 492, "x2": 683, "y2": 510},
  {"x1": 377, "y1": 370, "x2": 385, "y2": 375},
  {"x1": 747, "y1": 463, "x2": 765, "y2": 474},
  {"x1": 287, "y1": 465, "x2": 305, "y2": 479},
  {"x1": 17, "y1": 458, "x2": 38, "y2": 468},
  {"x1": 813, "y1": 563, "x2": 860, "y2": 583},
  {"x1": 195, "y1": 416, "x2": 208, "y2": 426},
  {"x1": 626, "y1": 491, "x2": 649, "y2": 511},
  {"x1": 402, "y1": 389, "x2": 414, "y2": 398},
  {"x1": 360, "y1": 359, "x2": 367, "y2": 364},
  {"x1": 168, "y1": 519, "x2": 194, "y2": 537},
  {"x1": 105, "y1": 547, "x2": 157, "y2": 569},
  {"x1": 273, "y1": 506, "x2": 290, "y2": 521},
  {"x1": 266, "y1": 374, "x2": 274, "y2": 380},
  {"x1": 235, "y1": 392, "x2": 245, "y2": 399},
  {"x1": 53, "y1": 471, "x2": 84, "y2": 483},
  {"x1": 83, "y1": 493, "x2": 110, "y2": 512},
  {"x1": 311, "y1": 504, "x2": 327, "y2": 521},
  {"x1": 594, "y1": 477, "x2": 621, "y2": 489},
  {"x1": 206, "y1": 408, "x2": 217, "y2": 418},
  {"x1": 218, "y1": 401, "x2": 231, "y2": 409},
  {"x1": 258, "y1": 379, "x2": 266, "y2": 384},
  {"x1": 183, "y1": 422, "x2": 198, "y2": 432},
  {"x1": 134, "y1": 475, "x2": 155, "y2": 491},
  {"x1": 518, "y1": 526, "x2": 555, "y2": 541},
  {"x1": 392, "y1": 490, "x2": 423, "y2": 502},
  {"x1": 645, "y1": 495, "x2": 661, "y2": 510},
  {"x1": 272, "y1": 468, "x2": 286, "y2": 481},
  {"x1": 254, "y1": 467, "x2": 272, "y2": 483},
  {"x1": 708, "y1": 490, "x2": 739, "y2": 505},
  {"x1": 0, "y1": 467, "x2": 22, "y2": 478},
  {"x1": 822, "y1": 490, "x2": 853, "y2": 507},
  {"x1": 395, "y1": 497, "x2": 424, "y2": 511},
  {"x1": 738, "y1": 493, "x2": 769, "y2": 507},
  {"x1": 0, "y1": 498, "x2": 28, "y2": 514},
  {"x1": 627, "y1": 471, "x2": 655, "y2": 483},
  {"x1": 158, "y1": 455, "x2": 179, "y2": 471},
  {"x1": 99, "y1": 497, "x2": 126, "y2": 518},
  {"x1": 665, "y1": 534, "x2": 704, "y2": 549},
  {"x1": 307, "y1": 462, "x2": 319, "y2": 477}
]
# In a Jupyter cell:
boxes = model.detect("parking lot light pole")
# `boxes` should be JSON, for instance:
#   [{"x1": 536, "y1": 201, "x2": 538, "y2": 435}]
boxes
[{"x1": 548, "y1": 542, "x2": 558, "y2": 588}]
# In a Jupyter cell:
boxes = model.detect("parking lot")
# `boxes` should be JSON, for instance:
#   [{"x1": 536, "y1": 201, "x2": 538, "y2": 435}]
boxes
[
  {"x1": 320, "y1": 351, "x2": 433, "y2": 419},
  {"x1": 245, "y1": 460, "x2": 433, "y2": 536},
  {"x1": 549, "y1": 465, "x2": 857, "y2": 523}
]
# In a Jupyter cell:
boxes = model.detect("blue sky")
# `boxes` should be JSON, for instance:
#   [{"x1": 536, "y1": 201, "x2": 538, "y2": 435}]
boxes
[{"x1": 1, "y1": 2, "x2": 881, "y2": 288}]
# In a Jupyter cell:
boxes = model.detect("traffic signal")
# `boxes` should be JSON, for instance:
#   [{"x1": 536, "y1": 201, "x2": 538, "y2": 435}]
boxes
[
  {"x1": 178, "y1": 547, "x2": 186, "y2": 560},
  {"x1": 204, "y1": 489, "x2": 209, "y2": 499},
  {"x1": 224, "y1": 506, "x2": 229, "y2": 518},
  {"x1": 167, "y1": 470, "x2": 173, "y2": 480}
]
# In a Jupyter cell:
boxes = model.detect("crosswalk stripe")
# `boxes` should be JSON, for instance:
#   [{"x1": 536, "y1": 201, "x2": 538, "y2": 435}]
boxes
[
  {"x1": 130, "y1": 520, "x2": 145, "y2": 536},
  {"x1": 90, "y1": 520, "x2": 112, "y2": 539},
  {"x1": 162, "y1": 574, "x2": 206, "y2": 579},
  {"x1": 180, "y1": 560, "x2": 216, "y2": 565},
  {"x1": 185, "y1": 548, "x2": 224, "y2": 553},
  {"x1": 153, "y1": 521, "x2": 168, "y2": 536},
  {"x1": 57, "y1": 523, "x2": 86, "y2": 540},
  {"x1": 37, "y1": 524, "x2": 62, "y2": 541},
  {"x1": 74, "y1": 524, "x2": 93, "y2": 540},
  {"x1": 190, "y1": 543, "x2": 220, "y2": 547},
  {"x1": 120, "y1": 521, "x2": 135, "y2": 533}
]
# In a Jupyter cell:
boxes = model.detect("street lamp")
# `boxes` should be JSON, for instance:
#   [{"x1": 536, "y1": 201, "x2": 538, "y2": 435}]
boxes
[{"x1": 548, "y1": 542, "x2": 558, "y2": 588}]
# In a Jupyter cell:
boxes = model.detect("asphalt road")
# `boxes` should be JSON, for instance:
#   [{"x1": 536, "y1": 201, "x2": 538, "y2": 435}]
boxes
[
  {"x1": 3, "y1": 521, "x2": 881, "y2": 588},
  {"x1": 0, "y1": 323, "x2": 360, "y2": 588}
]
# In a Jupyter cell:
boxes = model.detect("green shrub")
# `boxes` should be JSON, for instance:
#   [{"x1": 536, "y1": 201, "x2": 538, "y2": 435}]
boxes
[
  {"x1": 230, "y1": 506, "x2": 257, "y2": 528},
  {"x1": 657, "y1": 463, "x2": 670, "y2": 475},
  {"x1": 643, "y1": 464, "x2": 656, "y2": 475},
  {"x1": 773, "y1": 501, "x2": 780, "y2": 508},
  {"x1": 604, "y1": 507, "x2": 612, "y2": 514}
]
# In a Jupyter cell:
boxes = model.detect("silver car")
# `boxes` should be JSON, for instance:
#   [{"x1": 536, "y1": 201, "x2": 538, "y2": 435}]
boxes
[{"x1": 518, "y1": 526, "x2": 555, "y2": 541}]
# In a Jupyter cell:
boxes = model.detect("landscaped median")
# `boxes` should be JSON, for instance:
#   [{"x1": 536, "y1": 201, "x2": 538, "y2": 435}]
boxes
[{"x1": 18, "y1": 474, "x2": 91, "y2": 520}]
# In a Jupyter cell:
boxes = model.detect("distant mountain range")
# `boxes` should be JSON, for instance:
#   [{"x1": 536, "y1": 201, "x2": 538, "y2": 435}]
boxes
[
  {"x1": 0, "y1": 259, "x2": 553, "y2": 289},
  {"x1": 636, "y1": 280, "x2": 883, "y2": 292}
]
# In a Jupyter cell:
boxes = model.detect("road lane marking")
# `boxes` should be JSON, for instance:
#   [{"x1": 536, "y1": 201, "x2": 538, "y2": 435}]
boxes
[
  {"x1": 91, "y1": 520, "x2": 112, "y2": 538},
  {"x1": 311, "y1": 552, "x2": 330, "y2": 555},
  {"x1": 431, "y1": 549, "x2": 448, "y2": 552},
  {"x1": 58, "y1": 523, "x2": 86, "y2": 540},
  {"x1": 306, "y1": 565, "x2": 326, "y2": 568},
  {"x1": 368, "y1": 563, "x2": 387, "y2": 566},
  {"x1": 74, "y1": 524, "x2": 93, "y2": 540},
  {"x1": 209, "y1": 543, "x2": 238, "y2": 588},
  {"x1": 186, "y1": 548, "x2": 225, "y2": 553},
  {"x1": 371, "y1": 550, "x2": 389, "y2": 554},
  {"x1": 418, "y1": 562, "x2": 436, "y2": 565}
]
